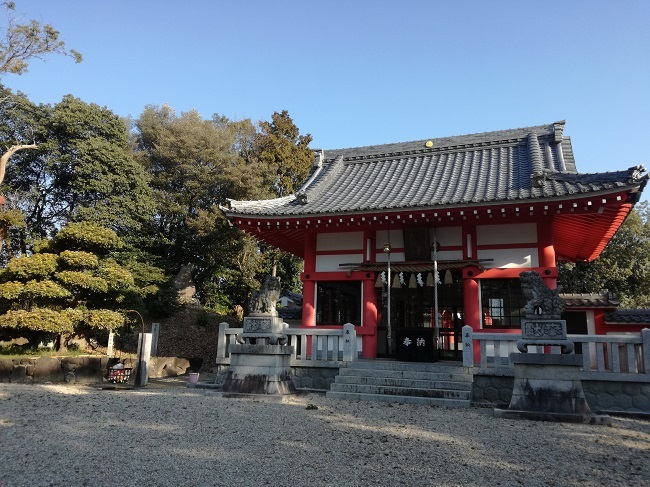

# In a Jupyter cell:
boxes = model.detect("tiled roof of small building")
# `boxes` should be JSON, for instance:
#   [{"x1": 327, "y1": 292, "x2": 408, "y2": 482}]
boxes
[
  {"x1": 277, "y1": 307, "x2": 302, "y2": 320},
  {"x1": 561, "y1": 293, "x2": 620, "y2": 309},
  {"x1": 604, "y1": 309, "x2": 650, "y2": 325},
  {"x1": 225, "y1": 121, "x2": 647, "y2": 217}
]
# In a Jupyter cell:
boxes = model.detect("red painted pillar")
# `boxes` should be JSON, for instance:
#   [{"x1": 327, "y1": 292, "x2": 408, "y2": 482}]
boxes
[
  {"x1": 463, "y1": 267, "x2": 481, "y2": 364},
  {"x1": 362, "y1": 278, "x2": 378, "y2": 358},
  {"x1": 302, "y1": 232, "x2": 317, "y2": 327},
  {"x1": 593, "y1": 309, "x2": 607, "y2": 335},
  {"x1": 538, "y1": 220, "x2": 557, "y2": 289},
  {"x1": 302, "y1": 280, "x2": 316, "y2": 327}
]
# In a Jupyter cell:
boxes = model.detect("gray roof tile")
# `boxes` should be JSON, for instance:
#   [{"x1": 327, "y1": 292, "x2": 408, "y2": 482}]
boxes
[
  {"x1": 225, "y1": 122, "x2": 647, "y2": 217},
  {"x1": 604, "y1": 309, "x2": 650, "y2": 325}
]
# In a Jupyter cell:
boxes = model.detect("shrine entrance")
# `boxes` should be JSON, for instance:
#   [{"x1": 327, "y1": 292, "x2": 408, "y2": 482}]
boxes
[{"x1": 376, "y1": 269, "x2": 464, "y2": 360}]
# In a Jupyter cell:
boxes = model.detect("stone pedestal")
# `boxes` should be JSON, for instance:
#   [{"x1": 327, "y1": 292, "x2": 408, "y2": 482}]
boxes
[
  {"x1": 222, "y1": 275, "x2": 296, "y2": 395},
  {"x1": 517, "y1": 320, "x2": 573, "y2": 354},
  {"x1": 239, "y1": 315, "x2": 288, "y2": 345},
  {"x1": 494, "y1": 353, "x2": 611, "y2": 424},
  {"x1": 222, "y1": 344, "x2": 296, "y2": 395}
]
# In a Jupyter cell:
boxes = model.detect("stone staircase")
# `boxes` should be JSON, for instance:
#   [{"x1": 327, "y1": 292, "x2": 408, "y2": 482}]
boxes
[{"x1": 326, "y1": 360, "x2": 472, "y2": 407}]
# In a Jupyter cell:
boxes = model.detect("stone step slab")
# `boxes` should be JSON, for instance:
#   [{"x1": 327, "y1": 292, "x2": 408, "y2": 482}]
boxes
[
  {"x1": 326, "y1": 390, "x2": 471, "y2": 408},
  {"x1": 346, "y1": 360, "x2": 471, "y2": 374},
  {"x1": 338, "y1": 368, "x2": 472, "y2": 382},
  {"x1": 329, "y1": 382, "x2": 472, "y2": 400},
  {"x1": 334, "y1": 375, "x2": 472, "y2": 391}
]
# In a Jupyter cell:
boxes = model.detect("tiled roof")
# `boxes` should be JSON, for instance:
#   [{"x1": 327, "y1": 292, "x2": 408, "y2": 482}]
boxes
[
  {"x1": 278, "y1": 307, "x2": 302, "y2": 320},
  {"x1": 604, "y1": 309, "x2": 650, "y2": 325},
  {"x1": 224, "y1": 121, "x2": 647, "y2": 217},
  {"x1": 561, "y1": 293, "x2": 620, "y2": 309},
  {"x1": 280, "y1": 289, "x2": 302, "y2": 305}
]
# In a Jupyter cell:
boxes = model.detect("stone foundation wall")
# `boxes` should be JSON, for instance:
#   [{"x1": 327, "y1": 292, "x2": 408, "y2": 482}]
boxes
[
  {"x1": 0, "y1": 356, "x2": 196, "y2": 384},
  {"x1": 472, "y1": 374, "x2": 650, "y2": 413},
  {"x1": 214, "y1": 364, "x2": 339, "y2": 391},
  {"x1": 0, "y1": 356, "x2": 108, "y2": 384},
  {"x1": 582, "y1": 380, "x2": 650, "y2": 413},
  {"x1": 472, "y1": 375, "x2": 514, "y2": 406}
]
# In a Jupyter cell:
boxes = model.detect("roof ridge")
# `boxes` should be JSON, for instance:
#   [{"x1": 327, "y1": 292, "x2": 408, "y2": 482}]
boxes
[
  {"x1": 296, "y1": 155, "x2": 345, "y2": 204},
  {"x1": 325, "y1": 121, "x2": 566, "y2": 159}
]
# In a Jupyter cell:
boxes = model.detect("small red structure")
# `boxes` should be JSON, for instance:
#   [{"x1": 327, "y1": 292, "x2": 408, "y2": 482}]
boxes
[{"x1": 223, "y1": 121, "x2": 648, "y2": 359}]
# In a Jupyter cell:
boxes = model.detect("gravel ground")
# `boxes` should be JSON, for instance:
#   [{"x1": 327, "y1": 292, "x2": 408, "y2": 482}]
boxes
[{"x1": 1, "y1": 381, "x2": 649, "y2": 487}]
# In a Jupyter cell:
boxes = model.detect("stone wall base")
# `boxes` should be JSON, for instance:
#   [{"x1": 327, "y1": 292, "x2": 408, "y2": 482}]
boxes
[
  {"x1": 473, "y1": 375, "x2": 650, "y2": 413},
  {"x1": 0, "y1": 356, "x2": 108, "y2": 384},
  {"x1": 0, "y1": 356, "x2": 197, "y2": 384},
  {"x1": 214, "y1": 364, "x2": 339, "y2": 391}
]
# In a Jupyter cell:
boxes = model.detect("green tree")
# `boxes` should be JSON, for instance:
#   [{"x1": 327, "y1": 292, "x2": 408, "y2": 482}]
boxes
[
  {"x1": 0, "y1": 1, "x2": 81, "y2": 77},
  {"x1": 558, "y1": 202, "x2": 650, "y2": 307},
  {"x1": 253, "y1": 110, "x2": 313, "y2": 197},
  {"x1": 0, "y1": 222, "x2": 163, "y2": 350},
  {"x1": 247, "y1": 110, "x2": 312, "y2": 282},
  {"x1": 135, "y1": 105, "x2": 239, "y2": 256},
  {"x1": 3, "y1": 94, "x2": 155, "y2": 244},
  {"x1": 0, "y1": 85, "x2": 43, "y2": 258},
  {"x1": 135, "y1": 106, "x2": 257, "y2": 309},
  {"x1": 135, "y1": 106, "x2": 309, "y2": 312},
  {"x1": 0, "y1": 0, "x2": 83, "y2": 252}
]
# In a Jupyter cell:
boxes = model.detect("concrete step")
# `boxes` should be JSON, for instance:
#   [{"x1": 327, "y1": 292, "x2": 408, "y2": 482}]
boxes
[
  {"x1": 326, "y1": 360, "x2": 473, "y2": 408},
  {"x1": 346, "y1": 360, "x2": 469, "y2": 374},
  {"x1": 326, "y1": 390, "x2": 471, "y2": 408},
  {"x1": 334, "y1": 375, "x2": 472, "y2": 391},
  {"x1": 329, "y1": 382, "x2": 472, "y2": 401},
  {"x1": 338, "y1": 367, "x2": 472, "y2": 382}
]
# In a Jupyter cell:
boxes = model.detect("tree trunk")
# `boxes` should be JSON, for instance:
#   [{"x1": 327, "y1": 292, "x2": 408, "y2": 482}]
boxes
[
  {"x1": 55, "y1": 333, "x2": 69, "y2": 352},
  {"x1": 0, "y1": 143, "x2": 38, "y2": 186},
  {"x1": 0, "y1": 223, "x2": 7, "y2": 254}
]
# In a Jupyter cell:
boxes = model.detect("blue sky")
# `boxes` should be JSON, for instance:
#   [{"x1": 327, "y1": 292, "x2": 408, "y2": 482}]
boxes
[{"x1": 2, "y1": 1, "x2": 649, "y2": 192}]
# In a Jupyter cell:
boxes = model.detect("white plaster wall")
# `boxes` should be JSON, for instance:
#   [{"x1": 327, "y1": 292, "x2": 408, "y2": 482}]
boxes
[
  {"x1": 375, "y1": 251, "x2": 406, "y2": 262},
  {"x1": 432, "y1": 250, "x2": 463, "y2": 261},
  {"x1": 431, "y1": 226, "x2": 462, "y2": 246},
  {"x1": 375, "y1": 229, "x2": 404, "y2": 249},
  {"x1": 315, "y1": 253, "x2": 363, "y2": 272},
  {"x1": 476, "y1": 223, "x2": 538, "y2": 245},
  {"x1": 478, "y1": 248, "x2": 539, "y2": 268},
  {"x1": 317, "y1": 231, "x2": 364, "y2": 251}
]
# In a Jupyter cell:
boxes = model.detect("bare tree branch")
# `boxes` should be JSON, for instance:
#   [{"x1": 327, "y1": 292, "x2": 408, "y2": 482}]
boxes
[{"x1": 0, "y1": 143, "x2": 37, "y2": 185}]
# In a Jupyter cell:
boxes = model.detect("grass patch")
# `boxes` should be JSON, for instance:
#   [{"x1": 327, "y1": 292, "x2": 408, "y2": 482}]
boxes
[{"x1": 0, "y1": 344, "x2": 92, "y2": 359}]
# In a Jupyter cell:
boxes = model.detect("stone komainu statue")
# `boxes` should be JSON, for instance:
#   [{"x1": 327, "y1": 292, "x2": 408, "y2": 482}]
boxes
[
  {"x1": 519, "y1": 271, "x2": 565, "y2": 320},
  {"x1": 248, "y1": 275, "x2": 282, "y2": 316}
]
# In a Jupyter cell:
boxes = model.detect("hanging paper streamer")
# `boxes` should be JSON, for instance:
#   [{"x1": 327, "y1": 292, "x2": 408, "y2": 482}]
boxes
[
  {"x1": 399, "y1": 272, "x2": 405, "y2": 285},
  {"x1": 392, "y1": 274, "x2": 401, "y2": 288},
  {"x1": 408, "y1": 273, "x2": 417, "y2": 288},
  {"x1": 417, "y1": 273, "x2": 424, "y2": 287},
  {"x1": 444, "y1": 269, "x2": 453, "y2": 284},
  {"x1": 380, "y1": 271, "x2": 387, "y2": 284},
  {"x1": 426, "y1": 272, "x2": 434, "y2": 287},
  {"x1": 435, "y1": 270, "x2": 441, "y2": 284}
]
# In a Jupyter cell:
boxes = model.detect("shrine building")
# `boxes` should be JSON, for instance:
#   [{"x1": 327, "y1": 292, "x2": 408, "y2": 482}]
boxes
[{"x1": 222, "y1": 121, "x2": 647, "y2": 360}]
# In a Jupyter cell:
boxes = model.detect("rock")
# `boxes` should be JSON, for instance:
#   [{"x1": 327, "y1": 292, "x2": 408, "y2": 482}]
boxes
[
  {"x1": 150, "y1": 357, "x2": 191, "y2": 378},
  {"x1": 33, "y1": 357, "x2": 64, "y2": 383},
  {"x1": 0, "y1": 359, "x2": 13, "y2": 382},
  {"x1": 60, "y1": 357, "x2": 103, "y2": 383},
  {"x1": 10, "y1": 365, "x2": 32, "y2": 383}
]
